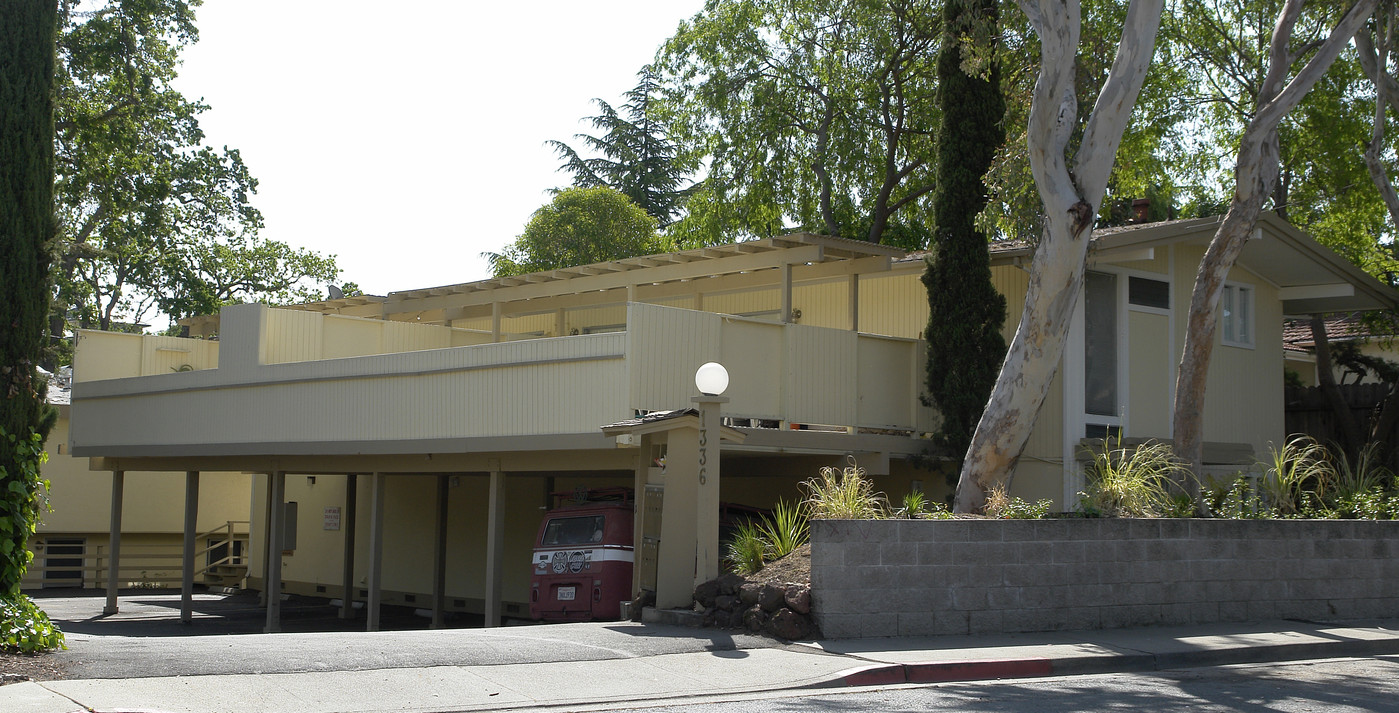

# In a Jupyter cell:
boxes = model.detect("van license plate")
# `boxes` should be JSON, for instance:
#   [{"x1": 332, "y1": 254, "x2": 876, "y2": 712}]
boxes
[{"x1": 557, "y1": 586, "x2": 576, "y2": 601}]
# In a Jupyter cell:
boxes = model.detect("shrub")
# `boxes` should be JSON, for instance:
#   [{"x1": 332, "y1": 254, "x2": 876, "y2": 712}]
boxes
[
  {"x1": 1257, "y1": 436, "x2": 1335, "y2": 516},
  {"x1": 1081, "y1": 438, "x2": 1185, "y2": 517},
  {"x1": 756, "y1": 499, "x2": 808, "y2": 560},
  {"x1": 984, "y1": 484, "x2": 1053, "y2": 519},
  {"x1": 897, "y1": 491, "x2": 928, "y2": 518},
  {"x1": 801, "y1": 458, "x2": 888, "y2": 519},
  {"x1": 725, "y1": 520, "x2": 768, "y2": 575},
  {"x1": 0, "y1": 594, "x2": 64, "y2": 654},
  {"x1": 1331, "y1": 442, "x2": 1394, "y2": 504}
]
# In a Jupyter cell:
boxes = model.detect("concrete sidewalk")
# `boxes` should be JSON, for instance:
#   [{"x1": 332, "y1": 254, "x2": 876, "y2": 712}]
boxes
[{"x1": 5, "y1": 617, "x2": 1398, "y2": 713}]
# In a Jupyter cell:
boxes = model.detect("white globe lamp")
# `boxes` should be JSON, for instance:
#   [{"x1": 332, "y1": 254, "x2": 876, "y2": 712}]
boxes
[{"x1": 694, "y1": 362, "x2": 729, "y2": 396}]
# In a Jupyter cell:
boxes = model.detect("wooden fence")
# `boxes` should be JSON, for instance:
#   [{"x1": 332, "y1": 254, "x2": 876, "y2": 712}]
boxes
[{"x1": 1284, "y1": 383, "x2": 1399, "y2": 470}]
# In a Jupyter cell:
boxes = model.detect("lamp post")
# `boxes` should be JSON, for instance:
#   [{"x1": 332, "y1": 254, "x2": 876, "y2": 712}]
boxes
[{"x1": 692, "y1": 362, "x2": 728, "y2": 585}]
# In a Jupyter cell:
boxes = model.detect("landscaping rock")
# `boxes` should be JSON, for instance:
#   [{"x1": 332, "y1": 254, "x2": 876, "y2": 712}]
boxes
[
  {"x1": 784, "y1": 584, "x2": 811, "y2": 614},
  {"x1": 738, "y1": 582, "x2": 763, "y2": 606},
  {"x1": 693, "y1": 579, "x2": 720, "y2": 608},
  {"x1": 758, "y1": 583, "x2": 786, "y2": 612},
  {"x1": 743, "y1": 604, "x2": 768, "y2": 632},
  {"x1": 766, "y1": 607, "x2": 812, "y2": 640},
  {"x1": 717, "y1": 572, "x2": 746, "y2": 595},
  {"x1": 727, "y1": 608, "x2": 746, "y2": 629},
  {"x1": 715, "y1": 594, "x2": 738, "y2": 611}
]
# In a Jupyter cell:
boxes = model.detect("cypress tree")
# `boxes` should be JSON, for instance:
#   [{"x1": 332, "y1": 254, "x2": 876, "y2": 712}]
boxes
[
  {"x1": 922, "y1": 0, "x2": 1007, "y2": 479},
  {"x1": 1, "y1": 0, "x2": 59, "y2": 592}
]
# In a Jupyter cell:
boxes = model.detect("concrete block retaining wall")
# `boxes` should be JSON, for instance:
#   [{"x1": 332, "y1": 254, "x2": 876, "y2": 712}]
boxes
[{"x1": 811, "y1": 518, "x2": 1399, "y2": 639}]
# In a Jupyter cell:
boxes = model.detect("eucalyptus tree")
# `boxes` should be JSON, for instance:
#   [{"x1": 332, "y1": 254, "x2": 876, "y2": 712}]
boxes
[
  {"x1": 550, "y1": 68, "x2": 694, "y2": 229},
  {"x1": 655, "y1": 0, "x2": 941, "y2": 249},
  {"x1": 50, "y1": 0, "x2": 341, "y2": 345},
  {"x1": 1173, "y1": 0, "x2": 1379, "y2": 500},
  {"x1": 954, "y1": 0, "x2": 1165, "y2": 512}
]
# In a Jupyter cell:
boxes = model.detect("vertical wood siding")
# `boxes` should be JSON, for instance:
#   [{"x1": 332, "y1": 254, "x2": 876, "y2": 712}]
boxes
[{"x1": 73, "y1": 331, "x2": 219, "y2": 382}]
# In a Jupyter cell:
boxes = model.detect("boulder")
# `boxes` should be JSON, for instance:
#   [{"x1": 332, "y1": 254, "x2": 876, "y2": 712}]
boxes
[
  {"x1": 715, "y1": 594, "x2": 738, "y2": 612},
  {"x1": 743, "y1": 604, "x2": 768, "y2": 632},
  {"x1": 783, "y1": 584, "x2": 811, "y2": 615},
  {"x1": 766, "y1": 608, "x2": 812, "y2": 641},
  {"x1": 717, "y1": 572, "x2": 746, "y2": 595},
  {"x1": 738, "y1": 582, "x2": 763, "y2": 606},
  {"x1": 758, "y1": 583, "x2": 786, "y2": 612},
  {"x1": 693, "y1": 579, "x2": 721, "y2": 608}
]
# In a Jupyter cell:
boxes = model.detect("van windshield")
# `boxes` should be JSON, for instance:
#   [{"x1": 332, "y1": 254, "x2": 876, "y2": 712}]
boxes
[{"x1": 542, "y1": 515, "x2": 606, "y2": 546}]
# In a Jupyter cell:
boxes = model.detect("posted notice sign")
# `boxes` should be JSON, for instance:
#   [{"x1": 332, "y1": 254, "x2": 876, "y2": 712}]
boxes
[{"x1": 324, "y1": 506, "x2": 341, "y2": 531}]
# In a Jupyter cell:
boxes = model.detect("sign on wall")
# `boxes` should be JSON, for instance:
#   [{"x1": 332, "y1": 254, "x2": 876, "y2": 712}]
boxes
[{"x1": 323, "y1": 506, "x2": 341, "y2": 531}]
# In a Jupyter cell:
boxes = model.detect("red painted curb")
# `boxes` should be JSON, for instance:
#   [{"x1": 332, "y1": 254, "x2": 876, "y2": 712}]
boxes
[
  {"x1": 904, "y1": 658, "x2": 1055, "y2": 683},
  {"x1": 841, "y1": 664, "x2": 909, "y2": 686}
]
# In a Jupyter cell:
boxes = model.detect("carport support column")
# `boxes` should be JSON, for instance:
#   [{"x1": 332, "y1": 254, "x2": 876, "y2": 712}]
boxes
[
  {"x1": 264, "y1": 470, "x2": 286, "y2": 633},
  {"x1": 484, "y1": 466, "x2": 506, "y2": 627},
  {"x1": 430, "y1": 474, "x2": 449, "y2": 629},
  {"x1": 692, "y1": 395, "x2": 725, "y2": 585},
  {"x1": 103, "y1": 470, "x2": 125, "y2": 615},
  {"x1": 339, "y1": 473, "x2": 358, "y2": 620},
  {"x1": 181, "y1": 470, "x2": 201, "y2": 623},
  {"x1": 366, "y1": 472, "x2": 386, "y2": 632}
]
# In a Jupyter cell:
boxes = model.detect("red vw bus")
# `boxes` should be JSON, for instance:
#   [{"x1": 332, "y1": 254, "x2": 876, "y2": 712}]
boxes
[{"x1": 529, "y1": 488, "x2": 635, "y2": 622}]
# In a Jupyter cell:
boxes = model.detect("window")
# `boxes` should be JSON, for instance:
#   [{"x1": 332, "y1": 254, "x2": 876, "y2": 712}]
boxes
[
  {"x1": 1084, "y1": 271, "x2": 1119, "y2": 418},
  {"x1": 1128, "y1": 276, "x2": 1169, "y2": 310},
  {"x1": 542, "y1": 515, "x2": 607, "y2": 546},
  {"x1": 1221, "y1": 283, "x2": 1254, "y2": 347}
]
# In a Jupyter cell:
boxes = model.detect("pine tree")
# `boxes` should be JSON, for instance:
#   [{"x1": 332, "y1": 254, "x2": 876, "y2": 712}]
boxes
[
  {"x1": 922, "y1": 0, "x2": 1007, "y2": 478},
  {"x1": 549, "y1": 67, "x2": 692, "y2": 228},
  {"x1": 1, "y1": 0, "x2": 58, "y2": 593}
]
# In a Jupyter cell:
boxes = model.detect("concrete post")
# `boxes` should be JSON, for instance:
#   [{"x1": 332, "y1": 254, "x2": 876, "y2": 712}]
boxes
[
  {"x1": 692, "y1": 395, "x2": 725, "y2": 586},
  {"x1": 367, "y1": 472, "x2": 386, "y2": 632},
  {"x1": 484, "y1": 468, "x2": 506, "y2": 627},
  {"x1": 264, "y1": 471, "x2": 286, "y2": 633},
  {"x1": 103, "y1": 470, "x2": 125, "y2": 615},
  {"x1": 180, "y1": 470, "x2": 200, "y2": 623},
  {"x1": 339, "y1": 473, "x2": 358, "y2": 620},
  {"x1": 431, "y1": 474, "x2": 449, "y2": 629}
]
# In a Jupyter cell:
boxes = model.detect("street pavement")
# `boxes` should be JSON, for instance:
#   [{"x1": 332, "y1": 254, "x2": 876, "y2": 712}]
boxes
[{"x1": 3, "y1": 590, "x2": 1398, "y2": 713}]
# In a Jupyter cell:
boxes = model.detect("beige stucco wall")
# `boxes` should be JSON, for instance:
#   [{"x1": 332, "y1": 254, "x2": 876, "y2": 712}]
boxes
[{"x1": 40, "y1": 413, "x2": 252, "y2": 534}]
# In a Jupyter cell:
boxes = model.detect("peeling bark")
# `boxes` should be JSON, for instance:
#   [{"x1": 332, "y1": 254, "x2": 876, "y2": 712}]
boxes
[
  {"x1": 954, "y1": 0, "x2": 1165, "y2": 512},
  {"x1": 1172, "y1": 0, "x2": 1379, "y2": 508}
]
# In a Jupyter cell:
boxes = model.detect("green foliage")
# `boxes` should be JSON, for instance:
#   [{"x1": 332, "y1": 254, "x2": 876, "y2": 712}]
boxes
[
  {"x1": 1332, "y1": 441, "x2": 1394, "y2": 502},
  {"x1": 1, "y1": 0, "x2": 56, "y2": 444},
  {"x1": 898, "y1": 491, "x2": 928, "y2": 519},
  {"x1": 725, "y1": 520, "x2": 769, "y2": 575},
  {"x1": 656, "y1": 0, "x2": 941, "y2": 247},
  {"x1": 550, "y1": 67, "x2": 694, "y2": 228},
  {"x1": 486, "y1": 187, "x2": 671, "y2": 277},
  {"x1": 1257, "y1": 436, "x2": 1336, "y2": 516},
  {"x1": 801, "y1": 458, "x2": 888, "y2": 519},
  {"x1": 984, "y1": 484, "x2": 1053, "y2": 520},
  {"x1": 1333, "y1": 486, "x2": 1399, "y2": 519},
  {"x1": 1081, "y1": 439, "x2": 1188, "y2": 518},
  {"x1": 0, "y1": 594, "x2": 64, "y2": 654},
  {"x1": 49, "y1": 0, "x2": 342, "y2": 344},
  {"x1": 724, "y1": 500, "x2": 809, "y2": 575},
  {"x1": 922, "y1": 0, "x2": 1007, "y2": 478},
  {"x1": 755, "y1": 499, "x2": 809, "y2": 560},
  {"x1": 0, "y1": 430, "x2": 51, "y2": 595}
]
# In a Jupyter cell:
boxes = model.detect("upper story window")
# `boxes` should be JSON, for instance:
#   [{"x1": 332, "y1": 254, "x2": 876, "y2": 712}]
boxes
[
  {"x1": 1127, "y1": 276, "x2": 1170, "y2": 311},
  {"x1": 1221, "y1": 283, "x2": 1254, "y2": 348}
]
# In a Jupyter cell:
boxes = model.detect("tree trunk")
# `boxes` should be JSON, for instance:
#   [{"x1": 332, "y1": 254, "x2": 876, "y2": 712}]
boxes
[
  {"x1": 954, "y1": 0, "x2": 1164, "y2": 512},
  {"x1": 1309, "y1": 316, "x2": 1364, "y2": 459},
  {"x1": 1172, "y1": 0, "x2": 1378, "y2": 506}
]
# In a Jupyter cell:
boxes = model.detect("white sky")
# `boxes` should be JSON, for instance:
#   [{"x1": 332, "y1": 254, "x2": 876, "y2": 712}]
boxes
[{"x1": 173, "y1": 0, "x2": 706, "y2": 298}]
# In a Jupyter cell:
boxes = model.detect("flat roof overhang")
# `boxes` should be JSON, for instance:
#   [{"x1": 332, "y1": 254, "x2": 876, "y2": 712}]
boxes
[{"x1": 81, "y1": 428, "x2": 930, "y2": 475}]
